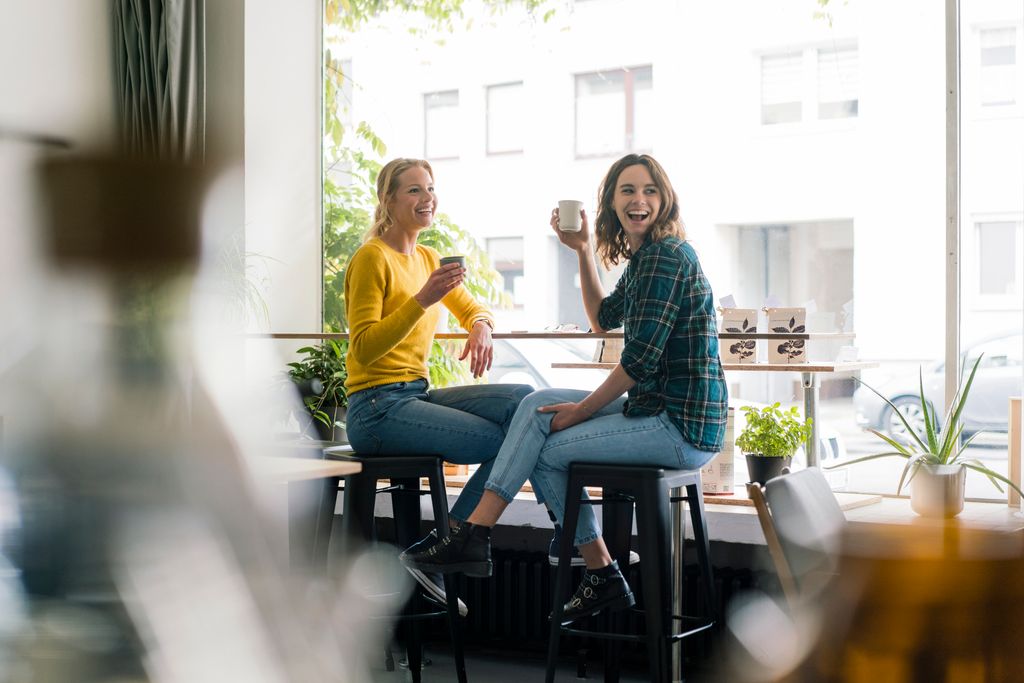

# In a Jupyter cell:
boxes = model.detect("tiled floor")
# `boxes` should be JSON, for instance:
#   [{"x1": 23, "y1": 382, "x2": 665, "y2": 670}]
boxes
[{"x1": 368, "y1": 645, "x2": 650, "y2": 682}]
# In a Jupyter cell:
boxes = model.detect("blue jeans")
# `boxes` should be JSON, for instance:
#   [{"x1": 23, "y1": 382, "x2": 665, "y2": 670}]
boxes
[
  {"x1": 484, "y1": 388, "x2": 718, "y2": 546},
  {"x1": 346, "y1": 379, "x2": 534, "y2": 522}
]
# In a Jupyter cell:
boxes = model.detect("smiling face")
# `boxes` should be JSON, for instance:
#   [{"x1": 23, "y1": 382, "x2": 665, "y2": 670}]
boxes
[
  {"x1": 612, "y1": 164, "x2": 662, "y2": 247},
  {"x1": 389, "y1": 165, "x2": 437, "y2": 232}
]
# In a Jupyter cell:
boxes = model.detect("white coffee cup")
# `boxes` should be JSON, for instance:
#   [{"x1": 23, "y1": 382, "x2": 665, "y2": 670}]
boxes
[{"x1": 558, "y1": 200, "x2": 584, "y2": 232}]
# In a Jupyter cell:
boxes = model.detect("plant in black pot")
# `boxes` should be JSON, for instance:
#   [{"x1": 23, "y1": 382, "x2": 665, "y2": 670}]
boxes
[
  {"x1": 736, "y1": 403, "x2": 813, "y2": 486},
  {"x1": 287, "y1": 339, "x2": 348, "y2": 443}
]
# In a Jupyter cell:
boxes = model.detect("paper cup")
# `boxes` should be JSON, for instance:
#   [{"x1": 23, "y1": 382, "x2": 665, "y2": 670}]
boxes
[
  {"x1": 439, "y1": 255, "x2": 466, "y2": 269},
  {"x1": 558, "y1": 200, "x2": 583, "y2": 232}
]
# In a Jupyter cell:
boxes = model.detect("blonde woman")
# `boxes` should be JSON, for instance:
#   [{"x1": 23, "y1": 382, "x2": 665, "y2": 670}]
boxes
[{"x1": 344, "y1": 158, "x2": 533, "y2": 610}]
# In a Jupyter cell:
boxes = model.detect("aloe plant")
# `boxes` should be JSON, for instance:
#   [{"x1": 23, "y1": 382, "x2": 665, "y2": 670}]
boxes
[{"x1": 828, "y1": 355, "x2": 1024, "y2": 498}]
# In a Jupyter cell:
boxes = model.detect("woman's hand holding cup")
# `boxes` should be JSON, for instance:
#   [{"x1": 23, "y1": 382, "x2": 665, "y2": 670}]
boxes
[
  {"x1": 415, "y1": 259, "x2": 464, "y2": 308},
  {"x1": 551, "y1": 203, "x2": 590, "y2": 252}
]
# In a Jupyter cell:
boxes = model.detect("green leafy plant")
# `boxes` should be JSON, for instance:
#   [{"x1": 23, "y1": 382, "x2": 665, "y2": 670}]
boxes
[
  {"x1": 736, "y1": 403, "x2": 813, "y2": 458},
  {"x1": 827, "y1": 355, "x2": 1024, "y2": 498},
  {"x1": 321, "y1": 0, "x2": 526, "y2": 389},
  {"x1": 287, "y1": 339, "x2": 349, "y2": 432}
]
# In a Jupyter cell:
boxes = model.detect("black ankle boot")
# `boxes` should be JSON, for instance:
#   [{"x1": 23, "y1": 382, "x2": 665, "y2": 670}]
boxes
[
  {"x1": 558, "y1": 561, "x2": 634, "y2": 623},
  {"x1": 400, "y1": 522, "x2": 493, "y2": 578}
]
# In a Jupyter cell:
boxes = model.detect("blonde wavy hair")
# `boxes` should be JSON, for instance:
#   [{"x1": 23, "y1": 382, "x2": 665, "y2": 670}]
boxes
[
  {"x1": 593, "y1": 154, "x2": 685, "y2": 267},
  {"x1": 363, "y1": 157, "x2": 435, "y2": 242}
]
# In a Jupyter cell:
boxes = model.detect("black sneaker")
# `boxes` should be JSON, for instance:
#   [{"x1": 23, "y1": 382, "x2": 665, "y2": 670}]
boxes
[
  {"x1": 547, "y1": 524, "x2": 640, "y2": 567},
  {"x1": 405, "y1": 567, "x2": 468, "y2": 617},
  {"x1": 400, "y1": 523, "x2": 492, "y2": 578},
  {"x1": 399, "y1": 529, "x2": 440, "y2": 561},
  {"x1": 558, "y1": 561, "x2": 635, "y2": 624}
]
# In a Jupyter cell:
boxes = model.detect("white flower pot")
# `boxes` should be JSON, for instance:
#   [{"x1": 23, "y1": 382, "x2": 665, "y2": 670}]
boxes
[{"x1": 910, "y1": 464, "x2": 966, "y2": 518}]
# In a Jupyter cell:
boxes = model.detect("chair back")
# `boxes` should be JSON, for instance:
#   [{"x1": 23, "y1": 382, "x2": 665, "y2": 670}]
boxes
[{"x1": 747, "y1": 468, "x2": 846, "y2": 608}]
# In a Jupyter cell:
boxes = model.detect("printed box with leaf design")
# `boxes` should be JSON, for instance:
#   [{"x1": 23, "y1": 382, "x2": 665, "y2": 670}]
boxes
[
  {"x1": 720, "y1": 308, "x2": 758, "y2": 363},
  {"x1": 766, "y1": 307, "x2": 807, "y2": 364}
]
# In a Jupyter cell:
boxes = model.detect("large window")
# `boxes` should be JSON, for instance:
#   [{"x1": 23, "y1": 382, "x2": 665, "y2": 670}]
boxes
[
  {"x1": 574, "y1": 65, "x2": 652, "y2": 157},
  {"x1": 325, "y1": 2, "x2": 1023, "y2": 500},
  {"x1": 424, "y1": 89, "x2": 460, "y2": 159}
]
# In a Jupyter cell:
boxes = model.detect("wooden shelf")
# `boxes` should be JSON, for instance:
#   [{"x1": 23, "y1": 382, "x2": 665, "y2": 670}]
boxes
[{"x1": 552, "y1": 361, "x2": 878, "y2": 373}]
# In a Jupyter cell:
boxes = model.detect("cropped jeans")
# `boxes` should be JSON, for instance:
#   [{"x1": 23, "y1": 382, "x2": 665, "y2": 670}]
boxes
[
  {"x1": 346, "y1": 379, "x2": 534, "y2": 522},
  {"x1": 484, "y1": 388, "x2": 718, "y2": 546}
]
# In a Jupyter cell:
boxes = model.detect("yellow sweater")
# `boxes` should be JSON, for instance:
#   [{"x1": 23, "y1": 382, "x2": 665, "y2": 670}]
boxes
[{"x1": 344, "y1": 238, "x2": 494, "y2": 395}]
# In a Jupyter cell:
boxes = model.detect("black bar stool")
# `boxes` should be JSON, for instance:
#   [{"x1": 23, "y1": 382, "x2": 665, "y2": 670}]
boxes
[
  {"x1": 545, "y1": 464, "x2": 717, "y2": 683},
  {"x1": 320, "y1": 447, "x2": 468, "y2": 683}
]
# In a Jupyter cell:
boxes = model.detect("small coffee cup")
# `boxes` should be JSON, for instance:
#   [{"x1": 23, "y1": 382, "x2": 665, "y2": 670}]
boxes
[
  {"x1": 439, "y1": 255, "x2": 466, "y2": 270},
  {"x1": 558, "y1": 200, "x2": 583, "y2": 232}
]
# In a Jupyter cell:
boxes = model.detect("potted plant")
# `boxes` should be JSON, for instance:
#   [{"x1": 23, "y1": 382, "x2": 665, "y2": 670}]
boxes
[
  {"x1": 287, "y1": 339, "x2": 349, "y2": 443},
  {"x1": 736, "y1": 403, "x2": 813, "y2": 486},
  {"x1": 827, "y1": 355, "x2": 1023, "y2": 518}
]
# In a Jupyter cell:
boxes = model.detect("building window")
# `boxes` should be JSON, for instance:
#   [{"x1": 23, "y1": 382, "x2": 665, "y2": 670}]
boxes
[
  {"x1": 574, "y1": 65, "x2": 652, "y2": 158},
  {"x1": 980, "y1": 27, "x2": 1016, "y2": 106},
  {"x1": 761, "y1": 45, "x2": 858, "y2": 125},
  {"x1": 977, "y1": 220, "x2": 1021, "y2": 298},
  {"x1": 487, "y1": 237, "x2": 525, "y2": 307},
  {"x1": 817, "y1": 46, "x2": 859, "y2": 119},
  {"x1": 424, "y1": 90, "x2": 460, "y2": 159},
  {"x1": 486, "y1": 82, "x2": 525, "y2": 155},
  {"x1": 761, "y1": 52, "x2": 803, "y2": 124}
]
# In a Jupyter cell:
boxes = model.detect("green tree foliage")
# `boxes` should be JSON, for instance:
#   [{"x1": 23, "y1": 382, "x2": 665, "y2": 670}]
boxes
[{"x1": 320, "y1": 0, "x2": 555, "y2": 387}]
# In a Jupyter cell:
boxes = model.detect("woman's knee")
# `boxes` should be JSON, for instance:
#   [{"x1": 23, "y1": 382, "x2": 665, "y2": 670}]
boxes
[{"x1": 520, "y1": 387, "x2": 570, "y2": 411}]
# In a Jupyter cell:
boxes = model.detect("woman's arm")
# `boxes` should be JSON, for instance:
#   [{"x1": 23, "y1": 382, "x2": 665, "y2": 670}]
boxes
[{"x1": 537, "y1": 364, "x2": 636, "y2": 432}]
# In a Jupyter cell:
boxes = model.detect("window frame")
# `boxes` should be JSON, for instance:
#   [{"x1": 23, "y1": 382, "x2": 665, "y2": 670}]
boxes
[
  {"x1": 968, "y1": 214, "x2": 1024, "y2": 311},
  {"x1": 423, "y1": 89, "x2": 461, "y2": 160},
  {"x1": 757, "y1": 42, "x2": 860, "y2": 130},
  {"x1": 485, "y1": 81, "x2": 526, "y2": 156},
  {"x1": 572, "y1": 64, "x2": 653, "y2": 159}
]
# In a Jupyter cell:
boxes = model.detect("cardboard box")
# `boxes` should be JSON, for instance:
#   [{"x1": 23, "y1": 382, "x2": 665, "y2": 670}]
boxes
[
  {"x1": 766, "y1": 307, "x2": 807, "y2": 364},
  {"x1": 720, "y1": 308, "x2": 758, "y2": 363},
  {"x1": 702, "y1": 408, "x2": 735, "y2": 494}
]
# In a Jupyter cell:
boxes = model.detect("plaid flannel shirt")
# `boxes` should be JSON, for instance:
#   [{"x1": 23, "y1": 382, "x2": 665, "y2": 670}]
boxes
[{"x1": 598, "y1": 237, "x2": 728, "y2": 452}]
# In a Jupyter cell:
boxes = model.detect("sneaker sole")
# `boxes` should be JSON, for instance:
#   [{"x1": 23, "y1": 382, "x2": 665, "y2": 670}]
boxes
[
  {"x1": 548, "y1": 551, "x2": 639, "y2": 567},
  {"x1": 558, "y1": 591, "x2": 636, "y2": 625},
  {"x1": 403, "y1": 559, "x2": 493, "y2": 578},
  {"x1": 406, "y1": 567, "x2": 468, "y2": 617}
]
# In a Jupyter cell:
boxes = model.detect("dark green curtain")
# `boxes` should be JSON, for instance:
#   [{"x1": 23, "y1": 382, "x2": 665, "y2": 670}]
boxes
[{"x1": 113, "y1": 0, "x2": 205, "y2": 161}]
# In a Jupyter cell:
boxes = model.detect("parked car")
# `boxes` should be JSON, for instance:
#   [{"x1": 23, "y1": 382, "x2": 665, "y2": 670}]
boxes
[
  {"x1": 489, "y1": 338, "x2": 610, "y2": 391},
  {"x1": 854, "y1": 332, "x2": 1023, "y2": 441}
]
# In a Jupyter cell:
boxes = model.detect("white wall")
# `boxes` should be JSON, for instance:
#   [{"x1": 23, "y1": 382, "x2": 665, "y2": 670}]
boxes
[
  {"x1": 244, "y1": 0, "x2": 323, "y2": 334},
  {"x1": 0, "y1": 0, "x2": 116, "y2": 386}
]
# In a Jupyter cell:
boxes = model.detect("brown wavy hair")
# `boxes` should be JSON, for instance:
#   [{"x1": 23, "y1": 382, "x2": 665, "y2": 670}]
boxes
[
  {"x1": 593, "y1": 154, "x2": 684, "y2": 267},
  {"x1": 364, "y1": 158, "x2": 435, "y2": 242}
]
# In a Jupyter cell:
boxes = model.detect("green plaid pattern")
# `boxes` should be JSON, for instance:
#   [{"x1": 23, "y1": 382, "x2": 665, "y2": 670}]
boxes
[{"x1": 598, "y1": 237, "x2": 728, "y2": 452}]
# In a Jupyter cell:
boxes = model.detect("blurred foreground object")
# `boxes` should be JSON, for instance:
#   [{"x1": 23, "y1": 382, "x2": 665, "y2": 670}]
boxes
[
  {"x1": 719, "y1": 521, "x2": 1024, "y2": 683},
  {"x1": 0, "y1": 152, "x2": 396, "y2": 681}
]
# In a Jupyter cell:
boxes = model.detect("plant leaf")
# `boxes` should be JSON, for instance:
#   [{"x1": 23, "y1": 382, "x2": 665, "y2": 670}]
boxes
[
  {"x1": 919, "y1": 367, "x2": 939, "y2": 456},
  {"x1": 963, "y1": 462, "x2": 1024, "y2": 499},
  {"x1": 897, "y1": 453, "x2": 927, "y2": 494},
  {"x1": 853, "y1": 377, "x2": 931, "y2": 454},
  {"x1": 866, "y1": 428, "x2": 913, "y2": 456},
  {"x1": 824, "y1": 451, "x2": 908, "y2": 470}
]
